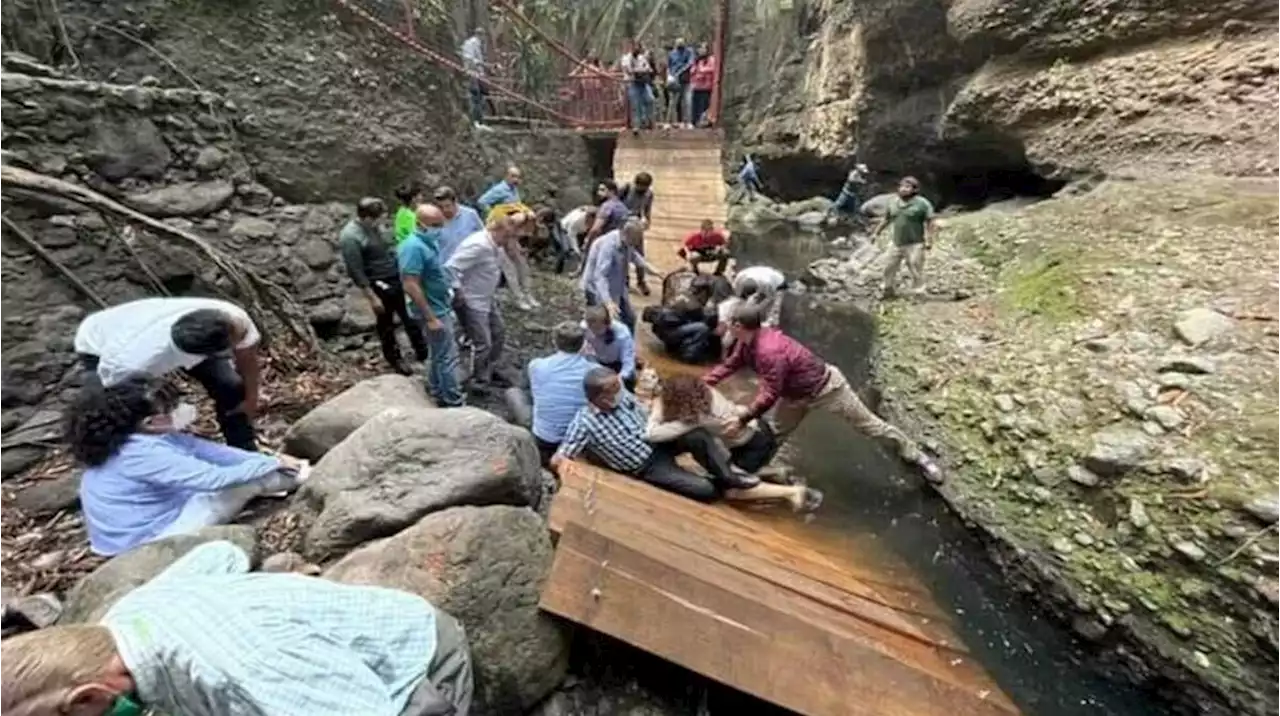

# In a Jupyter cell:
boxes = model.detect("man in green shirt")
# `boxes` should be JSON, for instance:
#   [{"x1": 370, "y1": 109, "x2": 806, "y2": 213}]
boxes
[
  {"x1": 394, "y1": 181, "x2": 424, "y2": 245},
  {"x1": 871, "y1": 175, "x2": 936, "y2": 297}
]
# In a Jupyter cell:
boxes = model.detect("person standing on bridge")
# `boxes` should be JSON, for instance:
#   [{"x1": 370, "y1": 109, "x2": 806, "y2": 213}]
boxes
[
  {"x1": 460, "y1": 26, "x2": 489, "y2": 129},
  {"x1": 689, "y1": 42, "x2": 718, "y2": 127},
  {"x1": 707, "y1": 303, "x2": 945, "y2": 486},
  {"x1": 581, "y1": 218, "x2": 663, "y2": 334},
  {"x1": 667, "y1": 37, "x2": 695, "y2": 127},
  {"x1": 620, "y1": 39, "x2": 655, "y2": 131}
]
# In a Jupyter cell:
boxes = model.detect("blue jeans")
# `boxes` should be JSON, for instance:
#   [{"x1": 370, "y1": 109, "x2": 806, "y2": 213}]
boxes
[
  {"x1": 425, "y1": 313, "x2": 464, "y2": 407},
  {"x1": 833, "y1": 188, "x2": 859, "y2": 214},
  {"x1": 627, "y1": 82, "x2": 653, "y2": 129}
]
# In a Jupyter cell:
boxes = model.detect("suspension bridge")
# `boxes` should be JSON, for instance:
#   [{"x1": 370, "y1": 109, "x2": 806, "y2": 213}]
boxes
[{"x1": 334, "y1": 2, "x2": 1019, "y2": 713}]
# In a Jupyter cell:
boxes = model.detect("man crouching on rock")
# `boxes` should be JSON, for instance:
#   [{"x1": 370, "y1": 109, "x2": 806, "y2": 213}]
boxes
[{"x1": 0, "y1": 541, "x2": 474, "y2": 716}]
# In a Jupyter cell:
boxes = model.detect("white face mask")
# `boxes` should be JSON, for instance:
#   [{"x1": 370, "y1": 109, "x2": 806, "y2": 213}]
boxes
[{"x1": 169, "y1": 403, "x2": 198, "y2": 432}]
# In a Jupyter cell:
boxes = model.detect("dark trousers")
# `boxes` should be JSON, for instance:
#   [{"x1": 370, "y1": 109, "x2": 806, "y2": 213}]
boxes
[
  {"x1": 691, "y1": 89, "x2": 711, "y2": 126},
  {"x1": 79, "y1": 353, "x2": 257, "y2": 451},
  {"x1": 633, "y1": 427, "x2": 738, "y2": 502},
  {"x1": 632, "y1": 237, "x2": 649, "y2": 289},
  {"x1": 535, "y1": 435, "x2": 559, "y2": 469},
  {"x1": 371, "y1": 279, "x2": 429, "y2": 367},
  {"x1": 729, "y1": 421, "x2": 779, "y2": 474}
]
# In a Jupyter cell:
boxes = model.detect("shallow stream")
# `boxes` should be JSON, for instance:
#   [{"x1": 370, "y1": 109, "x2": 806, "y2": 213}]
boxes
[{"x1": 728, "y1": 223, "x2": 1162, "y2": 716}]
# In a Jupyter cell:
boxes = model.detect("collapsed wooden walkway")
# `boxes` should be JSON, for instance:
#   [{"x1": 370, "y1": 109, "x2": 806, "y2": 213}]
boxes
[{"x1": 538, "y1": 130, "x2": 1020, "y2": 716}]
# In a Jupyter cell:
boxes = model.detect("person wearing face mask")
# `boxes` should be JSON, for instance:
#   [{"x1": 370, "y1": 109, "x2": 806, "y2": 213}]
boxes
[
  {"x1": 580, "y1": 305, "x2": 637, "y2": 391},
  {"x1": 399, "y1": 204, "x2": 465, "y2": 408},
  {"x1": 0, "y1": 540, "x2": 474, "y2": 716},
  {"x1": 66, "y1": 374, "x2": 310, "y2": 557}
]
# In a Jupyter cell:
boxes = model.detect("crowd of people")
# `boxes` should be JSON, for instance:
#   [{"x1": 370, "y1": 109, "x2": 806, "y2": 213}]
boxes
[
  {"x1": 459, "y1": 28, "x2": 721, "y2": 131},
  {"x1": 0, "y1": 144, "x2": 945, "y2": 714}
]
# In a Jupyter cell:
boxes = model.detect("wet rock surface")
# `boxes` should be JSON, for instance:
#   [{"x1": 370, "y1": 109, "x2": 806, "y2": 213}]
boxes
[{"x1": 803, "y1": 178, "x2": 1279, "y2": 715}]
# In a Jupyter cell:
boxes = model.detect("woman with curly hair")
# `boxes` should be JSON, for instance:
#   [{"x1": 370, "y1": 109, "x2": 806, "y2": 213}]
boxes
[
  {"x1": 645, "y1": 372, "x2": 822, "y2": 512},
  {"x1": 66, "y1": 373, "x2": 309, "y2": 556}
]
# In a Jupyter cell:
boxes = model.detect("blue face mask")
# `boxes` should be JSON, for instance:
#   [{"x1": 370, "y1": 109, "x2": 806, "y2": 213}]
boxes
[{"x1": 418, "y1": 227, "x2": 443, "y2": 244}]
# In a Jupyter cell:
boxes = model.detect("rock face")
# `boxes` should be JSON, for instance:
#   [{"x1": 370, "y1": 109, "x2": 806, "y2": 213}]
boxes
[
  {"x1": 0, "y1": 53, "x2": 595, "y2": 430},
  {"x1": 326, "y1": 505, "x2": 569, "y2": 715},
  {"x1": 726, "y1": 0, "x2": 1277, "y2": 194},
  {"x1": 60, "y1": 525, "x2": 258, "y2": 624},
  {"x1": 282, "y1": 374, "x2": 433, "y2": 460},
  {"x1": 296, "y1": 406, "x2": 543, "y2": 561}
]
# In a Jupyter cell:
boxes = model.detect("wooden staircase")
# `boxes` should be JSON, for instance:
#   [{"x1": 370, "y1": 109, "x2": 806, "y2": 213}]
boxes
[{"x1": 612, "y1": 129, "x2": 728, "y2": 274}]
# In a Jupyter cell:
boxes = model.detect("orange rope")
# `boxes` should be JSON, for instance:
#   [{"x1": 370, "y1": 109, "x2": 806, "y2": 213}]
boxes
[
  {"x1": 332, "y1": 0, "x2": 623, "y2": 128},
  {"x1": 489, "y1": 0, "x2": 617, "y2": 81}
]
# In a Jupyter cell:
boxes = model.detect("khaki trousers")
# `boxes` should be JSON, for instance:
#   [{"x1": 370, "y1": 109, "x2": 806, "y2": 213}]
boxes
[
  {"x1": 882, "y1": 242, "x2": 926, "y2": 293},
  {"x1": 771, "y1": 365, "x2": 923, "y2": 463}
]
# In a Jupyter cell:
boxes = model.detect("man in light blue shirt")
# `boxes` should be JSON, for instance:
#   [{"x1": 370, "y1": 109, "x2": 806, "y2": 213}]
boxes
[
  {"x1": 476, "y1": 166, "x2": 522, "y2": 218},
  {"x1": 580, "y1": 219, "x2": 663, "y2": 333},
  {"x1": 739, "y1": 154, "x2": 762, "y2": 199},
  {"x1": 400, "y1": 204, "x2": 465, "y2": 408},
  {"x1": 1, "y1": 540, "x2": 474, "y2": 716},
  {"x1": 582, "y1": 304, "x2": 637, "y2": 390},
  {"x1": 433, "y1": 185, "x2": 486, "y2": 263},
  {"x1": 527, "y1": 322, "x2": 597, "y2": 466}
]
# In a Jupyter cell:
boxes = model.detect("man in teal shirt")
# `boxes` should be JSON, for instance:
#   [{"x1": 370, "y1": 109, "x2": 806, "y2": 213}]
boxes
[
  {"x1": 872, "y1": 175, "x2": 936, "y2": 297},
  {"x1": 399, "y1": 204, "x2": 465, "y2": 407}
]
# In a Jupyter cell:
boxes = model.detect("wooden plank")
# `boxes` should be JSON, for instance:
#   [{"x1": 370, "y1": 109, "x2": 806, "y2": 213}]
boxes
[{"x1": 542, "y1": 522, "x2": 1019, "y2": 716}]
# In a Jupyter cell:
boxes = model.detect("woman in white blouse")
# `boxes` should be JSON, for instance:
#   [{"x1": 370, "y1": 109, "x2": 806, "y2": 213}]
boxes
[{"x1": 643, "y1": 371, "x2": 822, "y2": 512}]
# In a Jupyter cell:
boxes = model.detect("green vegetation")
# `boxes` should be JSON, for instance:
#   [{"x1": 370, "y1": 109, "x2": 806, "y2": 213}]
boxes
[{"x1": 999, "y1": 251, "x2": 1086, "y2": 323}]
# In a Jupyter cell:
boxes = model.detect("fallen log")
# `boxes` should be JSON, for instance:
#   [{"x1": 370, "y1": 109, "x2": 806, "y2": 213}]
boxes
[{"x1": 0, "y1": 165, "x2": 326, "y2": 369}]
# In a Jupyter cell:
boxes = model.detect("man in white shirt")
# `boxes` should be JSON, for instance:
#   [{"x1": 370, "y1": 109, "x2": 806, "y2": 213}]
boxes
[
  {"x1": 446, "y1": 212, "x2": 519, "y2": 390},
  {"x1": 74, "y1": 297, "x2": 263, "y2": 450},
  {"x1": 560, "y1": 205, "x2": 597, "y2": 255},
  {"x1": 460, "y1": 27, "x2": 487, "y2": 127},
  {"x1": 717, "y1": 266, "x2": 788, "y2": 352},
  {"x1": 619, "y1": 40, "x2": 655, "y2": 130}
]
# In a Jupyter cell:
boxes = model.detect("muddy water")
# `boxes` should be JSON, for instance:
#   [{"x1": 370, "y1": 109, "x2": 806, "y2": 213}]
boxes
[{"x1": 727, "y1": 223, "x2": 1162, "y2": 716}]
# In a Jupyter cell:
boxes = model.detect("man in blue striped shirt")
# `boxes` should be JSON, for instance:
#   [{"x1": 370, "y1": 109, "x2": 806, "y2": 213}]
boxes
[
  {"x1": 580, "y1": 219, "x2": 663, "y2": 333},
  {"x1": 581, "y1": 305, "x2": 637, "y2": 390},
  {"x1": 476, "y1": 166, "x2": 521, "y2": 218},
  {"x1": 528, "y1": 322, "x2": 597, "y2": 466},
  {"x1": 550, "y1": 368, "x2": 757, "y2": 501},
  {"x1": 0, "y1": 541, "x2": 473, "y2": 716}
]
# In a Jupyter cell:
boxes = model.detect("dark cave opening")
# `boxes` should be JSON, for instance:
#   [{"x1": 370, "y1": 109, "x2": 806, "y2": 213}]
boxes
[
  {"x1": 753, "y1": 151, "x2": 853, "y2": 203},
  {"x1": 935, "y1": 165, "x2": 1069, "y2": 210},
  {"x1": 582, "y1": 134, "x2": 617, "y2": 182}
]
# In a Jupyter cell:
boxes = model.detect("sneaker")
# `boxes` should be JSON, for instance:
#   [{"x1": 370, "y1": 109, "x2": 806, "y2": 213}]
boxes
[
  {"x1": 392, "y1": 361, "x2": 414, "y2": 376},
  {"x1": 919, "y1": 457, "x2": 945, "y2": 485}
]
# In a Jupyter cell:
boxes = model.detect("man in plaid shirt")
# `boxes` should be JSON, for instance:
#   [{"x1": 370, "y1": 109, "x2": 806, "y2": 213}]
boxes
[
  {"x1": 1, "y1": 541, "x2": 473, "y2": 716},
  {"x1": 550, "y1": 367, "x2": 759, "y2": 500}
]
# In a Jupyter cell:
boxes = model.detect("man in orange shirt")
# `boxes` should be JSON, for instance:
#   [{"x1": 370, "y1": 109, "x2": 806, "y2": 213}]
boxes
[{"x1": 678, "y1": 219, "x2": 732, "y2": 275}]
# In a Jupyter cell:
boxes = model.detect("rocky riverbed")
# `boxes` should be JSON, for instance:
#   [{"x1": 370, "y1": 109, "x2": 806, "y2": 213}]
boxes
[{"x1": 800, "y1": 177, "x2": 1279, "y2": 716}]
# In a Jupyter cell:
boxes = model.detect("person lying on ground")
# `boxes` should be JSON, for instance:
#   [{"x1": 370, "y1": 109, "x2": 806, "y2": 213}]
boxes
[
  {"x1": 678, "y1": 219, "x2": 733, "y2": 275},
  {"x1": 66, "y1": 374, "x2": 309, "y2": 557},
  {"x1": 0, "y1": 540, "x2": 474, "y2": 716},
  {"x1": 706, "y1": 303, "x2": 945, "y2": 485},
  {"x1": 74, "y1": 296, "x2": 265, "y2": 451},
  {"x1": 646, "y1": 373, "x2": 822, "y2": 512},
  {"x1": 528, "y1": 322, "x2": 598, "y2": 467},
  {"x1": 341, "y1": 196, "x2": 430, "y2": 376},
  {"x1": 580, "y1": 218, "x2": 663, "y2": 333},
  {"x1": 581, "y1": 305, "x2": 638, "y2": 391},
  {"x1": 550, "y1": 367, "x2": 763, "y2": 502}
]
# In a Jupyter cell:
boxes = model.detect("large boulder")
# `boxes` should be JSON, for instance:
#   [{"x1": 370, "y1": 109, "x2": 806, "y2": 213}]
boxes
[
  {"x1": 282, "y1": 374, "x2": 432, "y2": 460},
  {"x1": 326, "y1": 505, "x2": 569, "y2": 715},
  {"x1": 123, "y1": 181, "x2": 235, "y2": 217},
  {"x1": 296, "y1": 406, "x2": 542, "y2": 561},
  {"x1": 60, "y1": 525, "x2": 258, "y2": 624}
]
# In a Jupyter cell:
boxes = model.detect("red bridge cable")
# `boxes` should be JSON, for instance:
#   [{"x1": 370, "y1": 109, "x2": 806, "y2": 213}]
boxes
[
  {"x1": 332, "y1": 0, "x2": 620, "y2": 127},
  {"x1": 488, "y1": 0, "x2": 617, "y2": 81}
]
